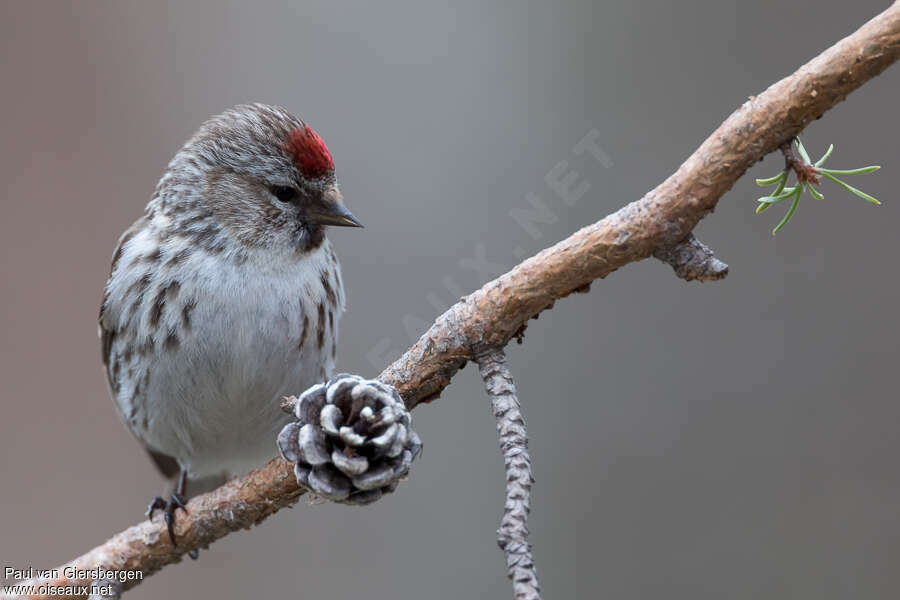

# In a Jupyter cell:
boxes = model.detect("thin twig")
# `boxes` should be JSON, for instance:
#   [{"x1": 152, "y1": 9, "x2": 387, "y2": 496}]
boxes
[
  {"x1": 781, "y1": 139, "x2": 821, "y2": 184},
  {"x1": 3, "y1": 5, "x2": 899, "y2": 598},
  {"x1": 476, "y1": 348, "x2": 540, "y2": 600}
]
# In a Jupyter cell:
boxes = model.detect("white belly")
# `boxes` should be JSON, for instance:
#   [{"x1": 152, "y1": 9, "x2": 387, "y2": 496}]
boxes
[{"x1": 107, "y1": 231, "x2": 343, "y2": 479}]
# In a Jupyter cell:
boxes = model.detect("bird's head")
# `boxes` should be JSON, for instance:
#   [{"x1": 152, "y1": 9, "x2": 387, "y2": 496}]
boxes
[{"x1": 160, "y1": 103, "x2": 361, "y2": 255}]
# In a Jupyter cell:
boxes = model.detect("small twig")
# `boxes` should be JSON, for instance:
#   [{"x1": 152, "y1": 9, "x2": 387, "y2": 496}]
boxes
[
  {"x1": 476, "y1": 348, "x2": 541, "y2": 600},
  {"x1": 781, "y1": 139, "x2": 821, "y2": 184},
  {"x1": 653, "y1": 234, "x2": 729, "y2": 282}
]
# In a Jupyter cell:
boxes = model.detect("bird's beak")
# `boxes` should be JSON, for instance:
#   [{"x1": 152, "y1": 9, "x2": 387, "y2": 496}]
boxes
[
  {"x1": 309, "y1": 202, "x2": 363, "y2": 227},
  {"x1": 304, "y1": 187, "x2": 363, "y2": 227},
  {"x1": 305, "y1": 186, "x2": 364, "y2": 228}
]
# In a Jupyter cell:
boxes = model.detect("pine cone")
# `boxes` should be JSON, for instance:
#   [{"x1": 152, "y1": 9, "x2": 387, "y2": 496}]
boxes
[{"x1": 277, "y1": 374, "x2": 422, "y2": 505}]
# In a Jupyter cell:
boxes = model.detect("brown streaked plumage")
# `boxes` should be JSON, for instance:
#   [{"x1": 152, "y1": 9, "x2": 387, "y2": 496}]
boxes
[{"x1": 98, "y1": 104, "x2": 362, "y2": 552}]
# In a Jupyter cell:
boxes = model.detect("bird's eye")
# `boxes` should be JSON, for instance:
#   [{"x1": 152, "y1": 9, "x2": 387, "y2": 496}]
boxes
[{"x1": 271, "y1": 186, "x2": 298, "y2": 203}]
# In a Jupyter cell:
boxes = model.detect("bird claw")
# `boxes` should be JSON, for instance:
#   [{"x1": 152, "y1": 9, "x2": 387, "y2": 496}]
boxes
[
  {"x1": 146, "y1": 494, "x2": 197, "y2": 558},
  {"x1": 145, "y1": 495, "x2": 166, "y2": 518}
]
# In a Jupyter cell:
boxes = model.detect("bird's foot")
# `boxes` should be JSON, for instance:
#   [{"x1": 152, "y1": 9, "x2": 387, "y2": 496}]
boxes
[{"x1": 146, "y1": 495, "x2": 199, "y2": 559}]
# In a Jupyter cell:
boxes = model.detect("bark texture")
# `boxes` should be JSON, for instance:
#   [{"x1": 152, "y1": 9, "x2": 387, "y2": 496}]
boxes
[
  {"x1": 477, "y1": 348, "x2": 541, "y2": 600},
  {"x1": 653, "y1": 234, "x2": 729, "y2": 282},
  {"x1": 383, "y1": 3, "x2": 900, "y2": 410}
]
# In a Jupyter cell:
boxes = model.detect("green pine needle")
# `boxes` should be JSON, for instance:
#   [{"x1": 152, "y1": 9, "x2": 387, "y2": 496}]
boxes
[
  {"x1": 795, "y1": 138, "x2": 812, "y2": 164},
  {"x1": 772, "y1": 192, "x2": 801, "y2": 235},
  {"x1": 754, "y1": 138, "x2": 882, "y2": 234},
  {"x1": 814, "y1": 144, "x2": 834, "y2": 167},
  {"x1": 821, "y1": 172, "x2": 881, "y2": 205},
  {"x1": 818, "y1": 166, "x2": 880, "y2": 175},
  {"x1": 805, "y1": 183, "x2": 824, "y2": 201},
  {"x1": 756, "y1": 172, "x2": 787, "y2": 186}
]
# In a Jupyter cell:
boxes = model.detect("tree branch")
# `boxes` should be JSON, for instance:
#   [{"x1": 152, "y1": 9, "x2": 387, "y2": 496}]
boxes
[
  {"x1": 382, "y1": 2, "x2": 900, "y2": 410},
  {"x1": 5, "y1": 4, "x2": 899, "y2": 598},
  {"x1": 476, "y1": 348, "x2": 541, "y2": 600}
]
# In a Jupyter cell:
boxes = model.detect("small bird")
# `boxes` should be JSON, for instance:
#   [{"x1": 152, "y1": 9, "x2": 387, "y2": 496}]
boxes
[{"x1": 99, "y1": 104, "x2": 362, "y2": 552}]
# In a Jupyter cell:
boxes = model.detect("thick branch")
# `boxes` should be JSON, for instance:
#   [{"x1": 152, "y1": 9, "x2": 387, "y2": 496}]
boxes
[
  {"x1": 384, "y1": 3, "x2": 900, "y2": 409},
  {"x1": 477, "y1": 348, "x2": 540, "y2": 600},
  {"x1": 5, "y1": 4, "x2": 899, "y2": 599}
]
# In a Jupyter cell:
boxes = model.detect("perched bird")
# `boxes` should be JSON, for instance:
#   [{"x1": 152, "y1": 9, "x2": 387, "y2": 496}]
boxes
[{"x1": 99, "y1": 104, "x2": 361, "y2": 552}]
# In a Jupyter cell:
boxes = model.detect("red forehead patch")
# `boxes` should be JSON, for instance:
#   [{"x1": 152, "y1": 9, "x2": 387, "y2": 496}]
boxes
[{"x1": 285, "y1": 125, "x2": 334, "y2": 178}]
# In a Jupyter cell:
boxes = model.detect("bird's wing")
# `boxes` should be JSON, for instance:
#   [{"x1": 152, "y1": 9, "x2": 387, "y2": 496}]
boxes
[{"x1": 99, "y1": 217, "x2": 181, "y2": 481}]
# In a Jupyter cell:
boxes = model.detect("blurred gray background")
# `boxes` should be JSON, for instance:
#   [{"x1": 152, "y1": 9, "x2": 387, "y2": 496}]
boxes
[{"x1": 2, "y1": 1, "x2": 898, "y2": 598}]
